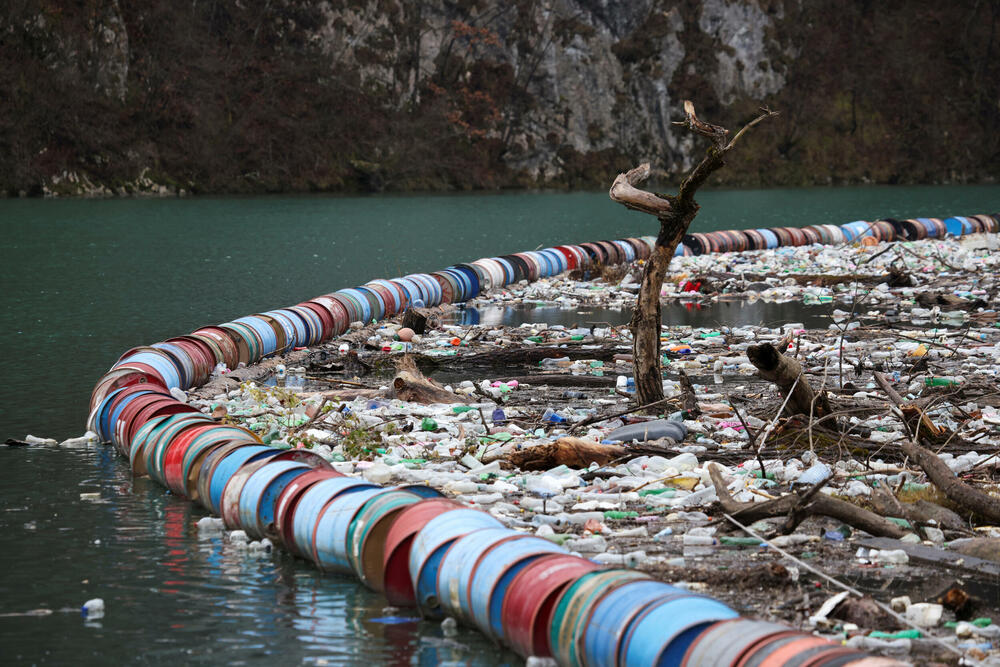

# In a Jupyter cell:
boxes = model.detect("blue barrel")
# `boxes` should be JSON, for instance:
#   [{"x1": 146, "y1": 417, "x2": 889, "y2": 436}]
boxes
[
  {"x1": 436, "y1": 528, "x2": 517, "y2": 624},
  {"x1": 314, "y1": 487, "x2": 385, "y2": 573},
  {"x1": 756, "y1": 229, "x2": 779, "y2": 249},
  {"x1": 408, "y1": 509, "x2": 504, "y2": 618},
  {"x1": 336, "y1": 289, "x2": 373, "y2": 323},
  {"x1": 409, "y1": 274, "x2": 442, "y2": 306},
  {"x1": 291, "y1": 477, "x2": 377, "y2": 561},
  {"x1": 238, "y1": 460, "x2": 311, "y2": 539},
  {"x1": 288, "y1": 305, "x2": 324, "y2": 346},
  {"x1": 450, "y1": 265, "x2": 481, "y2": 297},
  {"x1": 943, "y1": 217, "x2": 964, "y2": 236},
  {"x1": 389, "y1": 278, "x2": 419, "y2": 309},
  {"x1": 443, "y1": 268, "x2": 471, "y2": 302},
  {"x1": 620, "y1": 595, "x2": 738, "y2": 666},
  {"x1": 581, "y1": 580, "x2": 686, "y2": 667},
  {"x1": 234, "y1": 316, "x2": 278, "y2": 357},
  {"x1": 492, "y1": 257, "x2": 515, "y2": 285},
  {"x1": 149, "y1": 342, "x2": 194, "y2": 388},
  {"x1": 540, "y1": 249, "x2": 566, "y2": 274},
  {"x1": 262, "y1": 310, "x2": 299, "y2": 350},
  {"x1": 918, "y1": 218, "x2": 939, "y2": 238},
  {"x1": 126, "y1": 414, "x2": 172, "y2": 471},
  {"x1": 468, "y1": 535, "x2": 566, "y2": 640},
  {"x1": 207, "y1": 445, "x2": 277, "y2": 515},
  {"x1": 115, "y1": 352, "x2": 181, "y2": 389}
]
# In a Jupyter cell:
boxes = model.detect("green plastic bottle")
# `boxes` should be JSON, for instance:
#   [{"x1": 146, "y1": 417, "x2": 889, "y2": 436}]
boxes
[{"x1": 421, "y1": 417, "x2": 438, "y2": 431}]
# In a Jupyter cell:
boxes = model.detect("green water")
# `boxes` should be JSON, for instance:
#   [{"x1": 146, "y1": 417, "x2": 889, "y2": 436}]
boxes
[{"x1": 0, "y1": 185, "x2": 997, "y2": 664}]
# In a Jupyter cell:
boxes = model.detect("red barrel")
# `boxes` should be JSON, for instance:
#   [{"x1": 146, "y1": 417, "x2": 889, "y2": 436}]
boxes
[
  {"x1": 501, "y1": 554, "x2": 599, "y2": 658},
  {"x1": 382, "y1": 498, "x2": 464, "y2": 607}
]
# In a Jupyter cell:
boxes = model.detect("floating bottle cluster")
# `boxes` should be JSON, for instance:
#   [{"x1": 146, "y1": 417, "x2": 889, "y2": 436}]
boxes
[{"x1": 87, "y1": 379, "x2": 892, "y2": 665}]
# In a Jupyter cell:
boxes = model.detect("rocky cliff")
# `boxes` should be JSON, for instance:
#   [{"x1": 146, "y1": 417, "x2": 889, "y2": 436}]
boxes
[{"x1": 2, "y1": 0, "x2": 997, "y2": 195}]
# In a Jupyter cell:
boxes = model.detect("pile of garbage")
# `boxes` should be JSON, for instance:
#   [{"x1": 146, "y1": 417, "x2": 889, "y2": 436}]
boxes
[{"x1": 18, "y1": 223, "x2": 996, "y2": 665}]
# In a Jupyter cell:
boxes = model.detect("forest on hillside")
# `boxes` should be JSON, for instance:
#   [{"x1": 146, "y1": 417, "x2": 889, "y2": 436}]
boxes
[{"x1": 2, "y1": 0, "x2": 998, "y2": 196}]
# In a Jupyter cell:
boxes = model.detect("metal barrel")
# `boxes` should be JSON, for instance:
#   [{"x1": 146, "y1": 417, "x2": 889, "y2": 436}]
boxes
[
  {"x1": 944, "y1": 216, "x2": 965, "y2": 236},
  {"x1": 407, "y1": 508, "x2": 504, "y2": 618},
  {"x1": 435, "y1": 527, "x2": 516, "y2": 624},
  {"x1": 191, "y1": 327, "x2": 241, "y2": 369},
  {"x1": 238, "y1": 460, "x2": 312, "y2": 539},
  {"x1": 549, "y1": 569, "x2": 651, "y2": 666},
  {"x1": 501, "y1": 554, "x2": 598, "y2": 658},
  {"x1": 180, "y1": 426, "x2": 261, "y2": 498},
  {"x1": 145, "y1": 414, "x2": 214, "y2": 484},
  {"x1": 219, "y1": 451, "x2": 284, "y2": 529},
  {"x1": 206, "y1": 445, "x2": 277, "y2": 516},
  {"x1": 465, "y1": 536, "x2": 567, "y2": 641},
  {"x1": 272, "y1": 469, "x2": 345, "y2": 551},
  {"x1": 346, "y1": 490, "x2": 422, "y2": 591},
  {"x1": 581, "y1": 580, "x2": 688, "y2": 667},
  {"x1": 618, "y1": 594, "x2": 738, "y2": 666},
  {"x1": 313, "y1": 487, "x2": 391, "y2": 573},
  {"x1": 382, "y1": 498, "x2": 465, "y2": 607},
  {"x1": 162, "y1": 423, "x2": 219, "y2": 495},
  {"x1": 290, "y1": 477, "x2": 377, "y2": 561},
  {"x1": 681, "y1": 618, "x2": 791, "y2": 666},
  {"x1": 738, "y1": 633, "x2": 844, "y2": 667},
  {"x1": 126, "y1": 415, "x2": 172, "y2": 474}
]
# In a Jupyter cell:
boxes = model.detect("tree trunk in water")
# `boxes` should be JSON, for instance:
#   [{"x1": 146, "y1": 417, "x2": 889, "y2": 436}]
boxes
[
  {"x1": 630, "y1": 218, "x2": 689, "y2": 408},
  {"x1": 609, "y1": 102, "x2": 778, "y2": 411}
]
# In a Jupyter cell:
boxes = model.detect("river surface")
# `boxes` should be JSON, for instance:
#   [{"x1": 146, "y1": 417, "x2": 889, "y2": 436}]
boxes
[{"x1": 1, "y1": 185, "x2": 998, "y2": 664}]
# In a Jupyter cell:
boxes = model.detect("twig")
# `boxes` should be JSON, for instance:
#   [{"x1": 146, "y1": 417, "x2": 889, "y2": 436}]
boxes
[{"x1": 730, "y1": 401, "x2": 766, "y2": 481}]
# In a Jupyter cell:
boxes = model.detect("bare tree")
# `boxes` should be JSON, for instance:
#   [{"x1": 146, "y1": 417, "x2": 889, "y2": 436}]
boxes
[{"x1": 609, "y1": 101, "x2": 778, "y2": 408}]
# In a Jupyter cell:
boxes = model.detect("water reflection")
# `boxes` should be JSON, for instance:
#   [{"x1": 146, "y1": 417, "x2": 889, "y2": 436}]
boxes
[
  {"x1": 446, "y1": 299, "x2": 837, "y2": 331},
  {"x1": 0, "y1": 445, "x2": 518, "y2": 665}
]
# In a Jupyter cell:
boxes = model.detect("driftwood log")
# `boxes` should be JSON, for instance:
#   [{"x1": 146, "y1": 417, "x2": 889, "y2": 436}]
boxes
[
  {"x1": 747, "y1": 342, "x2": 830, "y2": 418},
  {"x1": 708, "y1": 463, "x2": 908, "y2": 538},
  {"x1": 504, "y1": 438, "x2": 626, "y2": 471},
  {"x1": 609, "y1": 101, "x2": 777, "y2": 410},
  {"x1": 391, "y1": 355, "x2": 468, "y2": 404},
  {"x1": 873, "y1": 370, "x2": 1000, "y2": 523}
]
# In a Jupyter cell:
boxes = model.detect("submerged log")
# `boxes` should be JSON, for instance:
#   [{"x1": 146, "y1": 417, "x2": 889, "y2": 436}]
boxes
[{"x1": 747, "y1": 342, "x2": 830, "y2": 418}]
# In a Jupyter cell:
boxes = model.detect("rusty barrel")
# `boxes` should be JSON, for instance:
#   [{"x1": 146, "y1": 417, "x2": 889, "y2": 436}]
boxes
[
  {"x1": 382, "y1": 498, "x2": 464, "y2": 607},
  {"x1": 272, "y1": 469, "x2": 345, "y2": 552},
  {"x1": 618, "y1": 592, "x2": 738, "y2": 666},
  {"x1": 434, "y1": 527, "x2": 516, "y2": 624},
  {"x1": 346, "y1": 490, "x2": 422, "y2": 591},
  {"x1": 466, "y1": 535, "x2": 566, "y2": 641},
  {"x1": 407, "y1": 508, "x2": 503, "y2": 617},
  {"x1": 502, "y1": 554, "x2": 599, "y2": 658}
]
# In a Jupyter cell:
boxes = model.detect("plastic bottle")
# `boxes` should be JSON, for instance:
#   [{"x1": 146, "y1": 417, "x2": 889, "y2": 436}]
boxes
[
  {"x1": 421, "y1": 417, "x2": 438, "y2": 431},
  {"x1": 924, "y1": 377, "x2": 958, "y2": 387},
  {"x1": 542, "y1": 408, "x2": 566, "y2": 424},
  {"x1": 491, "y1": 408, "x2": 506, "y2": 424}
]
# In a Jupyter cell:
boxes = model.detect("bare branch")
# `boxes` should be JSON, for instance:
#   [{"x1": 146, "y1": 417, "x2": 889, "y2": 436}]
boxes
[
  {"x1": 673, "y1": 100, "x2": 729, "y2": 148},
  {"x1": 725, "y1": 106, "x2": 779, "y2": 151},
  {"x1": 608, "y1": 162, "x2": 672, "y2": 216}
]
